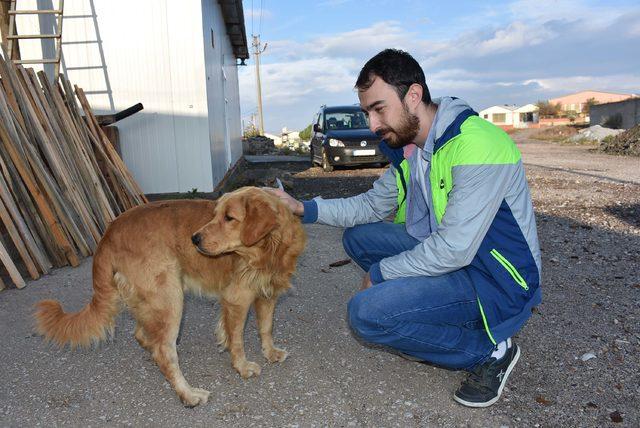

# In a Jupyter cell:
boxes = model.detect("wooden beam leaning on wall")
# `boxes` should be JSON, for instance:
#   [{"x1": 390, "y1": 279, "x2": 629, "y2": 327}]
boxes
[{"x1": 0, "y1": 48, "x2": 147, "y2": 289}]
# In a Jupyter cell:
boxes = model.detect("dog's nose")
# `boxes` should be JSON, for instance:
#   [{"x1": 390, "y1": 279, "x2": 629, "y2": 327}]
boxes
[{"x1": 191, "y1": 233, "x2": 202, "y2": 246}]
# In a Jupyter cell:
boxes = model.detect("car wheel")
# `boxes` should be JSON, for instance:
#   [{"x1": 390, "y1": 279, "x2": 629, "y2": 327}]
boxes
[{"x1": 321, "y1": 149, "x2": 334, "y2": 172}]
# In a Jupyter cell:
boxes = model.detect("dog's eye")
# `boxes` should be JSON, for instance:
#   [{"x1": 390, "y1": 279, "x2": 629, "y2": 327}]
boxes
[{"x1": 224, "y1": 214, "x2": 233, "y2": 222}]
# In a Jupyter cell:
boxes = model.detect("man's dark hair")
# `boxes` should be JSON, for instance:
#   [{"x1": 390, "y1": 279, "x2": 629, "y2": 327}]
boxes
[{"x1": 355, "y1": 49, "x2": 431, "y2": 104}]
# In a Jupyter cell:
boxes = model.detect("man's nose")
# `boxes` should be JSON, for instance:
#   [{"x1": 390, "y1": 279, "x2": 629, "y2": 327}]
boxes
[
  {"x1": 191, "y1": 233, "x2": 202, "y2": 246},
  {"x1": 368, "y1": 115, "x2": 380, "y2": 133}
]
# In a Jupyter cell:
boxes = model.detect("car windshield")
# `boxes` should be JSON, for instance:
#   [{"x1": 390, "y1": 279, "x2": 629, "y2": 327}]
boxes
[{"x1": 325, "y1": 111, "x2": 369, "y2": 130}]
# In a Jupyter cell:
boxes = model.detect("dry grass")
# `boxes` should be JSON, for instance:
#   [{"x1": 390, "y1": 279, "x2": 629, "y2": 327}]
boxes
[{"x1": 529, "y1": 125, "x2": 580, "y2": 142}]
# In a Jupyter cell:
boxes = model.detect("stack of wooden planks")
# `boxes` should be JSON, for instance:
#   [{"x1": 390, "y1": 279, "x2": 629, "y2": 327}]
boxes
[{"x1": 0, "y1": 50, "x2": 146, "y2": 290}]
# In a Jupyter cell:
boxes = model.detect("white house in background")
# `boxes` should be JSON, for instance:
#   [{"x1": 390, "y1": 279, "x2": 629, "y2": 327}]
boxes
[
  {"x1": 480, "y1": 104, "x2": 539, "y2": 129},
  {"x1": 15, "y1": 0, "x2": 249, "y2": 193}
]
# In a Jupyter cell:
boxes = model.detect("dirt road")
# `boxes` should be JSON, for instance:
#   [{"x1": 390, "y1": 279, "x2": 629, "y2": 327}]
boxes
[{"x1": 0, "y1": 132, "x2": 638, "y2": 426}]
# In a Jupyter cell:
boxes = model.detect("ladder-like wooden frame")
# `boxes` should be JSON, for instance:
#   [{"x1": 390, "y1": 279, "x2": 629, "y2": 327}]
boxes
[{"x1": 7, "y1": 0, "x2": 64, "y2": 78}]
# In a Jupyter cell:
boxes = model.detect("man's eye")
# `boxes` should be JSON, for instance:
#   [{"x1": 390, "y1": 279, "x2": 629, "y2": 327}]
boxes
[{"x1": 224, "y1": 214, "x2": 233, "y2": 222}]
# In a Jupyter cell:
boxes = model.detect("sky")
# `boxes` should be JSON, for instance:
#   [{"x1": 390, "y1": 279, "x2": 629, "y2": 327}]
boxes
[{"x1": 239, "y1": 0, "x2": 640, "y2": 134}]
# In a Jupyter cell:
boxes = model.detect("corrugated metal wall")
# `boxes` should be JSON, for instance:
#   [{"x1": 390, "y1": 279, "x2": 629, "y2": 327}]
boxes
[
  {"x1": 200, "y1": 0, "x2": 242, "y2": 186},
  {"x1": 15, "y1": 0, "x2": 244, "y2": 193}
]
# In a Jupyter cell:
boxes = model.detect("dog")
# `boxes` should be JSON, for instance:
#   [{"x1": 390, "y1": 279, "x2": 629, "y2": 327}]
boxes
[{"x1": 34, "y1": 186, "x2": 306, "y2": 407}]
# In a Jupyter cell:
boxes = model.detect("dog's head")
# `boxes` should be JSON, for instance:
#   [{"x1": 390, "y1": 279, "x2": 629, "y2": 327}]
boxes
[{"x1": 191, "y1": 187, "x2": 280, "y2": 256}]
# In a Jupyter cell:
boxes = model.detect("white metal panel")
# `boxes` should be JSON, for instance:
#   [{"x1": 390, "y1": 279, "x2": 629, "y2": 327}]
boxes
[
  {"x1": 16, "y1": 0, "x2": 215, "y2": 193},
  {"x1": 200, "y1": 0, "x2": 243, "y2": 187}
]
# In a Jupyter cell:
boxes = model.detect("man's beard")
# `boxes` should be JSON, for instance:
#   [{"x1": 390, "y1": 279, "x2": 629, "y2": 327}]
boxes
[{"x1": 377, "y1": 104, "x2": 420, "y2": 148}]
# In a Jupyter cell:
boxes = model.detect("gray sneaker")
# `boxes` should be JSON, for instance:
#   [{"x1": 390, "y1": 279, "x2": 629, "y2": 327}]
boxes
[{"x1": 453, "y1": 343, "x2": 521, "y2": 408}]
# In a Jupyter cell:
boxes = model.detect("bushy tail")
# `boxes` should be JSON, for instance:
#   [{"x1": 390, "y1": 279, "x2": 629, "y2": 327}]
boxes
[{"x1": 34, "y1": 254, "x2": 121, "y2": 348}]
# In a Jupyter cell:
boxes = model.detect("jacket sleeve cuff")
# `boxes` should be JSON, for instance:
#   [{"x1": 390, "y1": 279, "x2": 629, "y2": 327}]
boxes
[
  {"x1": 301, "y1": 200, "x2": 318, "y2": 224},
  {"x1": 368, "y1": 262, "x2": 384, "y2": 284}
]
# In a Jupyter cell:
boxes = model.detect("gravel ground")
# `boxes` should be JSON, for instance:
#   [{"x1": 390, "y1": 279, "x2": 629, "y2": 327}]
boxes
[{"x1": 0, "y1": 131, "x2": 638, "y2": 427}]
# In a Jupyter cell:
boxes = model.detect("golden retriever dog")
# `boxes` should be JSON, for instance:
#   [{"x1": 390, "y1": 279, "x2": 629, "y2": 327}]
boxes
[{"x1": 34, "y1": 187, "x2": 306, "y2": 407}]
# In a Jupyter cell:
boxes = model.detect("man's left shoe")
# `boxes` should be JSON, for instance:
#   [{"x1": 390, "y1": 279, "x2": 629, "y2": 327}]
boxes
[{"x1": 453, "y1": 343, "x2": 521, "y2": 408}]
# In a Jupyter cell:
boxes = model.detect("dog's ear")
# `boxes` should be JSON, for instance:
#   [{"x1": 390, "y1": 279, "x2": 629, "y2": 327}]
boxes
[{"x1": 240, "y1": 199, "x2": 277, "y2": 246}]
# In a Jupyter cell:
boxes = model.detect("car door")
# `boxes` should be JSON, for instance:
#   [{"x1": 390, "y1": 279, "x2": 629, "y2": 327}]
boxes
[{"x1": 311, "y1": 111, "x2": 324, "y2": 163}]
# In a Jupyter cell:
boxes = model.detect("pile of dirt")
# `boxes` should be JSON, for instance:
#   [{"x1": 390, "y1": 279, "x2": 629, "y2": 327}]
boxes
[
  {"x1": 599, "y1": 124, "x2": 640, "y2": 156},
  {"x1": 242, "y1": 135, "x2": 278, "y2": 155}
]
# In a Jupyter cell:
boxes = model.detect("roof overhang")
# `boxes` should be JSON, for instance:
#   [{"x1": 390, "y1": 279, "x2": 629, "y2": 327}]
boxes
[{"x1": 218, "y1": 0, "x2": 249, "y2": 60}]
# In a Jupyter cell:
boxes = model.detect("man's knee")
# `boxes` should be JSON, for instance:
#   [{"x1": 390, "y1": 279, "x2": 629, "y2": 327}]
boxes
[
  {"x1": 347, "y1": 292, "x2": 385, "y2": 341},
  {"x1": 342, "y1": 226, "x2": 359, "y2": 259}
]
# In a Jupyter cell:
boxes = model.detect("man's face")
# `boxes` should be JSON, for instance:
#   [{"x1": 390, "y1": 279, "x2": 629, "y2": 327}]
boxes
[{"x1": 358, "y1": 76, "x2": 420, "y2": 148}]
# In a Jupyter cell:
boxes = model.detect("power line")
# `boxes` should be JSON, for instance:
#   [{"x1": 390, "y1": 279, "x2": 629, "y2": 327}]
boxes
[{"x1": 259, "y1": 0, "x2": 264, "y2": 36}]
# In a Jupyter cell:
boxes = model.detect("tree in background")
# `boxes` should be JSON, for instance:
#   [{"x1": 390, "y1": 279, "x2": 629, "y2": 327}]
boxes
[
  {"x1": 536, "y1": 100, "x2": 562, "y2": 118},
  {"x1": 299, "y1": 124, "x2": 312, "y2": 141},
  {"x1": 582, "y1": 97, "x2": 599, "y2": 115},
  {"x1": 243, "y1": 122, "x2": 260, "y2": 138}
]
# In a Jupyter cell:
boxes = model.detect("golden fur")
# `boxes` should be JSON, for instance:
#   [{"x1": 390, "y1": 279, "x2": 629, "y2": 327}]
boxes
[{"x1": 34, "y1": 187, "x2": 306, "y2": 407}]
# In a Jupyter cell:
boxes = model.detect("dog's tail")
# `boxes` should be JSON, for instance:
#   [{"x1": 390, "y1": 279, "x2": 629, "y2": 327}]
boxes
[{"x1": 34, "y1": 248, "x2": 121, "y2": 348}]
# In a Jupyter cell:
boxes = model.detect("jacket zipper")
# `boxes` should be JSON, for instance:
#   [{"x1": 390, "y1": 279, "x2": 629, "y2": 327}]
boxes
[{"x1": 490, "y1": 249, "x2": 529, "y2": 291}]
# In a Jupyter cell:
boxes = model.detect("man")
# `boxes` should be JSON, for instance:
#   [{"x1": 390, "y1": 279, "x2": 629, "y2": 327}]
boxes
[{"x1": 269, "y1": 49, "x2": 541, "y2": 408}]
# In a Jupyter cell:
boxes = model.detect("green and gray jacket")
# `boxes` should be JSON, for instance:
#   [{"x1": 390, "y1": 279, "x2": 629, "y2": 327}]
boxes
[{"x1": 301, "y1": 97, "x2": 542, "y2": 344}]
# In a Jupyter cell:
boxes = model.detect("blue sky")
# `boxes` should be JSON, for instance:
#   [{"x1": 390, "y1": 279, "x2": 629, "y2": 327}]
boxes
[{"x1": 239, "y1": 0, "x2": 640, "y2": 134}]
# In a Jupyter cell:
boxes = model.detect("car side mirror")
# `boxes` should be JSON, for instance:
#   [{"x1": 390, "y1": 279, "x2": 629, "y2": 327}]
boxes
[{"x1": 313, "y1": 123, "x2": 321, "y2": 133}]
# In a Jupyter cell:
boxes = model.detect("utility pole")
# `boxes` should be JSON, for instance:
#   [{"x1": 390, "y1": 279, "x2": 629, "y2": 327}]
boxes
[{"x1": 252, "y1": 35, "x2": 267, "y2": 135}]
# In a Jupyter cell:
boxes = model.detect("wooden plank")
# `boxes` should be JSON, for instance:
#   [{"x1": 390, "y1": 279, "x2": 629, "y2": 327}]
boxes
[
  {"x1": 0, "y1": 195, "x2": 39, "y2": 279},
  {"x1": 57, "y1": 75, "x2": 121, "y2": 218},
  {"x1": 19, "y1": 67, "x2": 100, "y2": 247},
  {"x1": 0, "y1": 91, "x2": 79, "y2": 267},
  {"x1": 0, "y1": 166, "x2": 51, "y2": 273},
  {"x1": 0, "y1": 236, "x2": 25, "y2": 288},
  {"x1": 1, "y1": 62, "x2": 93, "y2": 257},
  {"x1": 37, "y1": 70, "x2": 113, "y2": 232},
  {"x1": 0, "y1": 153, "x2": 50, "y2": 273},
  {"x1": 0, "y1": 135, "x2": 64, "y2": 267},
  {"x1": 75, "y1": 86, "x2": 148, "y2": 206}
]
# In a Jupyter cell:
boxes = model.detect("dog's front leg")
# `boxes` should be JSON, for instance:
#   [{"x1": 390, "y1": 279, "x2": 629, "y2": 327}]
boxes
[
  {"x1": 221, "y1": 290, "x2": 261, "y2": 378},
  {"x1": 255, "y1": 297, "x2": 288, "y2": 363}
]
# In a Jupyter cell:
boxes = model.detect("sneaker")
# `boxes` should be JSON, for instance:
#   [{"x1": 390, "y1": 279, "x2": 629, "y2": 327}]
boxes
[{"x1": 453, "y1": 343, "x2": 521, "y2": 408}]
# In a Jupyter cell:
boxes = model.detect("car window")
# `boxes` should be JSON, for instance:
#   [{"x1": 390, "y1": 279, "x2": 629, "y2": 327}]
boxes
[{"x1": 324, "y1": 111, "x2": 369, "y2": 130}]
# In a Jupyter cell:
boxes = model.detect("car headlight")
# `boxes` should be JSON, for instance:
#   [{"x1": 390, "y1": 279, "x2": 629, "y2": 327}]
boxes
[{"x1": 328, "y1": 138, "x2": 344, "y2": 147}]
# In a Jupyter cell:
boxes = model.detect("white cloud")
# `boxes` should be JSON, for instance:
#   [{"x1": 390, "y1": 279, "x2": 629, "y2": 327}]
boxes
[
  {"x1": 524, "y1": 74, "x2": 640, "y2": 94},
  {"x1": 507, "y1": 0, "x2": 629, "y2": 28},
  {"x1": 262, "y1": 21, "x2": 417, "y2": 61},
  {"x1": 240, "y1": 57, "x2": 361, "y2": 108},
  {"x1": 241, "y1": 2, "x2": 640, "y2": 132}
]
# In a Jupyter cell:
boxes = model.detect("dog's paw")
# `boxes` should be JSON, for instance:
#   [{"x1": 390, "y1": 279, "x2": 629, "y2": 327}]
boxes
[
  {"x1": 235, "y1": 360, "x2": 262, "y2": 378},
  {"x1": 179, "y1": 387, "x2": 211, "y2": 408},
  {"x1": 263, "y1": 346, "x2": 288, "y2": 363}
]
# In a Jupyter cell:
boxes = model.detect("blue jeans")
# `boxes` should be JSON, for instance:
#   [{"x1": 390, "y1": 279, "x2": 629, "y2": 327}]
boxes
[{"x1": 343, "y1": 222, "x2": 494, "y2": 370}]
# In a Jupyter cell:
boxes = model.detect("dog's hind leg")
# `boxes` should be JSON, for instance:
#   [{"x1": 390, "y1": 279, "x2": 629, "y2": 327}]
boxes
[
  {"x1": 132, "y1": 279, "x2": 210, "y2": 407},
  {"x1": 134, "y1": 324, "x2": 152, "y2": 352},
  {"x1": 255, "y1": 297, "x2": 288, "y2": 363}
]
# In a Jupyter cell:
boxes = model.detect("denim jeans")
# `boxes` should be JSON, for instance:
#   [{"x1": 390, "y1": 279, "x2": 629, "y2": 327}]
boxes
[{"x1": 343, "y1": 222, "x2": 495, "y2": 370}]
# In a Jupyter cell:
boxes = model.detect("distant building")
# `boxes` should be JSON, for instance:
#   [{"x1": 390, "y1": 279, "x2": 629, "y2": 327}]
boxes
[
  {"x1": 479, "y1": 104, "x2": 539, "y2": 130},
  {"x1": 549, "y1": 91, "x2": 635, "y2": 113},
  {"x1": 590, "y1": 98, "x2": 640, "y2": 130}
]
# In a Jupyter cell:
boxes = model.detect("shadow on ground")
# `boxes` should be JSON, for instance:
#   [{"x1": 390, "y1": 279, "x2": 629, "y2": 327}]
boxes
[{"x1": 0, "y1": 162, "x2": 638, "y2": 426}]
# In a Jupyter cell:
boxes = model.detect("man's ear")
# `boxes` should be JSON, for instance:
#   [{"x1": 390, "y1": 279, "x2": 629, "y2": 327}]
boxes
[
  {"x1": 404, "y1": 83, "x2": 423, "y2": 109},
  {"x1": 240, "y1": 199, "x2": 277, "y2": 246}
]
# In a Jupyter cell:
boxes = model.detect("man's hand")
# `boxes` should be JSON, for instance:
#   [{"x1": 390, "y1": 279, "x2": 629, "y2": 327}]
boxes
[
  {"x1": 360, "y1": 272, "x2": 372, "y2": 290},
  {"x1": 263, "y1": 188, "x2": 304, "y2": 216}
]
